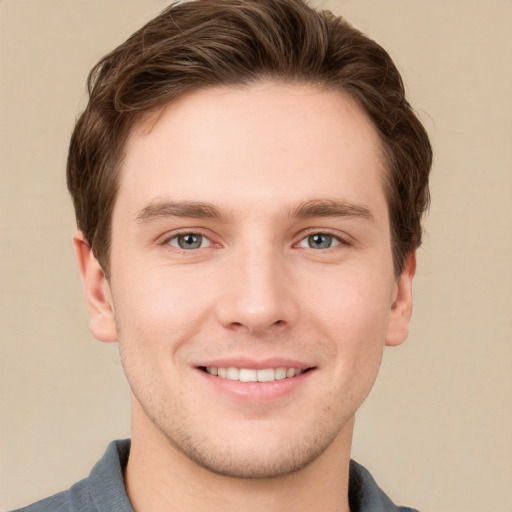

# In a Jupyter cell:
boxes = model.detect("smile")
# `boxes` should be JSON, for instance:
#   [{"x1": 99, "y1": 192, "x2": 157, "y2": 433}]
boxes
[{"x1": 203, "y1": 367, "x2": 305, "y2": 382}]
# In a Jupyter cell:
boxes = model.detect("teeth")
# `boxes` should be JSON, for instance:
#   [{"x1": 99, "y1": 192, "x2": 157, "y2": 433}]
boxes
[
  {"x1": 275, "y1": 367, "x2": 287, "y2": 380},
  {"x1": 226, "y1": 367, "x2": 239, "y2": 380},
  {"x1": 239, "y1": 368, "x2": 257, "y2": 382},
  {"x1": 257, "y1": 368, "x2": 275, "y2": 382},
  {"x1": 205, "y1": 366, "x2": 305, "y2": 382}
]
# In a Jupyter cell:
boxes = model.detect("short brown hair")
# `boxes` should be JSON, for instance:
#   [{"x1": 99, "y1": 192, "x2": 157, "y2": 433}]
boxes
[{"x1": 67, "y1": 0, "x2": 432, "y2": 276}]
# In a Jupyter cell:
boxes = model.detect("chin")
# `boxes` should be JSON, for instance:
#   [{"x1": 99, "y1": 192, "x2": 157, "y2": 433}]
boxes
[
  {"x1": 149, "y1": 409, "x2": 350, "y2": 480},
  {"x1": 169, "y1": 433, "x2": 339, "y2": 479}
]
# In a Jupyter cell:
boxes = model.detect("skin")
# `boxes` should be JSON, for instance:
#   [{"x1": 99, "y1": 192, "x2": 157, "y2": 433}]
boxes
[{"x1": 75, "y1": 81, "x2": 415, "y2": 512}]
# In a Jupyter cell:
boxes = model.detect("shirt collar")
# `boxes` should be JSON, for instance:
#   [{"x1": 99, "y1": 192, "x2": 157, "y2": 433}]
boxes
[{"x1": 88, "y1": 440, "x2": 414, "y2": 512}]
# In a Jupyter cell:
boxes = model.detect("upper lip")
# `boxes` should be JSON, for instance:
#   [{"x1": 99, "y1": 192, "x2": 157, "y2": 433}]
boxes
[{"x1": 194, "y1": 357, "x2": 313, "y2": 370}]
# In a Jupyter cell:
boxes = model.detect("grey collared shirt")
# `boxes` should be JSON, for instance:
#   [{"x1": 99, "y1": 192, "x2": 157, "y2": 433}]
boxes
[{"x1": 12, "y1": 440, "x2": 419, "y2": 512}]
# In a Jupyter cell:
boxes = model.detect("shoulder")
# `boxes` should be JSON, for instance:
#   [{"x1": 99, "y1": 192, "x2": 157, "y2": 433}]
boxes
[
  {"x1": 349, "y1": 460, "x2": 420, "y2": 512},
  {"x1": 9, "y1": 440, "x2": 132, "y2": 512},
  {"x1": 9, "y1": 478, "x2": 90, "y2": 512}
]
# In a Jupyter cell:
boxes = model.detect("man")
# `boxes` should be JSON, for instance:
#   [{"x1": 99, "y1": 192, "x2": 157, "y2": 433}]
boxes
[{"x1": 14, "y1": 0, "x2": 432, "y2": 511}]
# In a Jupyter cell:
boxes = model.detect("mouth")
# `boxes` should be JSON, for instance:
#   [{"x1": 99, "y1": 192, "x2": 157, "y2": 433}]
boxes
[
  {"x1": 198, "y1": 366, "x2": 312, "y2": 382},
  {"x1": 196, "y1": 362, "x2": 315, "y2": 403}
]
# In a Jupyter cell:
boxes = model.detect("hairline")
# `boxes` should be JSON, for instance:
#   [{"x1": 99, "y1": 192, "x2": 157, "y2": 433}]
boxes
[{"x1": 95, "y1": 78, "x2": 399, "y2": 279}]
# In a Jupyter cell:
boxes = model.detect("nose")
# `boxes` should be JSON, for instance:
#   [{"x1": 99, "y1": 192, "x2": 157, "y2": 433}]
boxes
[{"x1": 215, "y1": 246, "x2": 298, "y2": 336}]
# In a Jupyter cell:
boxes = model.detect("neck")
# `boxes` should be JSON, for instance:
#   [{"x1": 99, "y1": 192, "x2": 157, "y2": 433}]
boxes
[{"x1": 125, "y1": 402, "x2": 354, "y2": 512}]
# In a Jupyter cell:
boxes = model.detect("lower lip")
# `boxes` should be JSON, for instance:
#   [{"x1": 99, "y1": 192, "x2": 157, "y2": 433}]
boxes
[{"x1": 196, "y1": 368, "x2": 313, "y2": 404}]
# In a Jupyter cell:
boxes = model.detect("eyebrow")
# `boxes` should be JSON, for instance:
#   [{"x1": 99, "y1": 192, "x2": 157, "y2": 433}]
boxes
[
  {"x1": 290, "y1": 199, "x2": 375, "y2": 222},
  {"x1": 135, "y1": 198, "x2": 374, "y2": 225},
  {"x1": 135, "y1": 200, "x2": 225, "y2": 224}
]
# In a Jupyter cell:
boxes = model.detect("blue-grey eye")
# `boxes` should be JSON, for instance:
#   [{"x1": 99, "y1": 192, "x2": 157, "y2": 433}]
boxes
[
  {"x1": 170, "y1": 233, "x2": 207, "y2": 250},
  {"x1": 298, "y1": 233, "x2": 341, "y2": 249}
]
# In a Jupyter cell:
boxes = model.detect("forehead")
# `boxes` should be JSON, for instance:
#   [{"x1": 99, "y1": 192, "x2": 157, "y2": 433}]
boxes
[{"x1": 116, "y1": 81, "x2": 386, "y2": 220}]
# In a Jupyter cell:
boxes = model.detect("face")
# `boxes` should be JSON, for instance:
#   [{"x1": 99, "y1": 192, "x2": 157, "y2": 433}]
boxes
[{"x1": 78, "y1": 81, "x2": 414, "y2": 479}]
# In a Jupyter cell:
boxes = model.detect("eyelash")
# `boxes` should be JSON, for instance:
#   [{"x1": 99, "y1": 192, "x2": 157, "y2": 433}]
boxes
[
  {"x1": 294, "y1": 230, "x2": 351, "y2": 250},
  {"x1": 161, "y1": 229, "x2": 350, "y2": 253},
  {"x1": 161, "y1": 230, "x2": 215, "y2": 253}
]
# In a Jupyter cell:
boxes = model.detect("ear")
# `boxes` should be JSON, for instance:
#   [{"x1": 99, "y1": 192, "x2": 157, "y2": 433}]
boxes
[
  {"x1": 385, "y1": 251, "x2": 416, "y2": 347},
  {"x1": 73, "y1": 230, "x2": 118, "y2": 343}
]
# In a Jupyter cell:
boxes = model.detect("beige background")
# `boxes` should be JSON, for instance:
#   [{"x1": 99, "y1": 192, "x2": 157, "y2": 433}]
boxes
[{"x1": 1, "y1": 0, "x2": 511, "y2": 510}]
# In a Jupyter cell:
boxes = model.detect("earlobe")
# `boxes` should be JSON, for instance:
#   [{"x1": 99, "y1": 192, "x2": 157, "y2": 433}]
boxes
[
  {"x1": 385, "y1": 251, "x2": 416, "y2": 347},
  {"x1": 73, "y1": 230, "x2": 118, "y2": 343}
]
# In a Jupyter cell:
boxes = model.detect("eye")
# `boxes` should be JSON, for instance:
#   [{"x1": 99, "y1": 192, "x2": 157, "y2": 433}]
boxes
[
  {"x1": 168, "y1": 233, "x2": 211, "y2": 250},
  {"x1": 298, "y1": 233, "x2": 342, "y2": 250}
]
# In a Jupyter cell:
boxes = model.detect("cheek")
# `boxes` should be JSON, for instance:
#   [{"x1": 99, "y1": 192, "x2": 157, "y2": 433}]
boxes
[
  {"x1": 307, "y1": 269, "x2": 392, "y2": 339},
  {"x1": 112, "y1": 267, "x2": 217, "y2": 352},
  {"x1": 303, "y1": 269, "x2": 392, "y2": 382}
]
